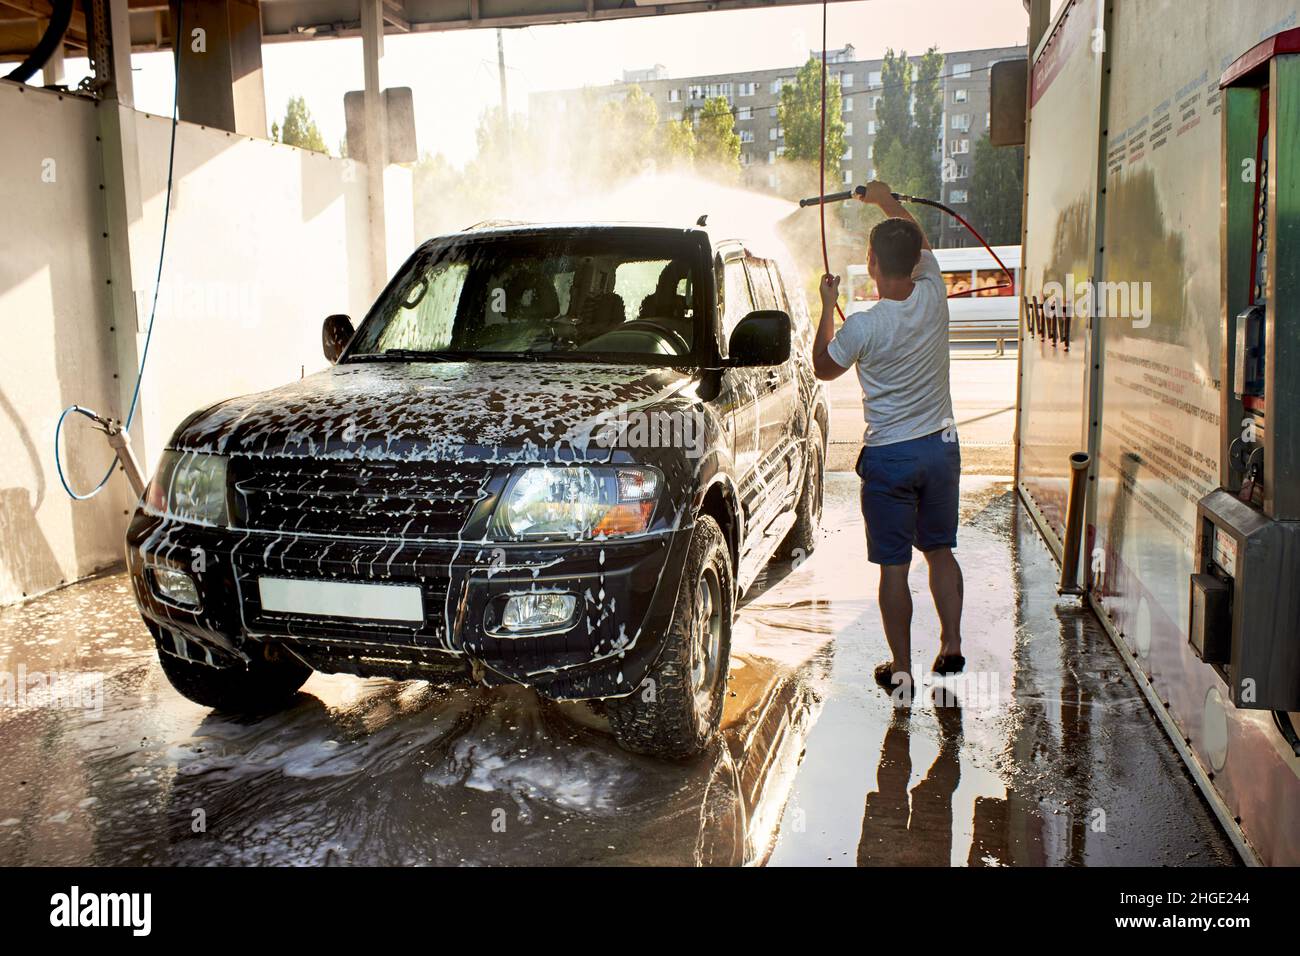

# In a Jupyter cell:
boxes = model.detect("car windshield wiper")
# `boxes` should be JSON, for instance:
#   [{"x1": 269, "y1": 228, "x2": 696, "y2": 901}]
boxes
[{"x1": 347, "y1": 349, "x2": 474, "y2": 363}]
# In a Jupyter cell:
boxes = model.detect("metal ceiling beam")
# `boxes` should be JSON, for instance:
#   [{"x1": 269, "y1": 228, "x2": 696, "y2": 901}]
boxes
[
  {"x1": 3, "y1": 0, "x2": 854, "y2": 61},
  {"x1": 381, "y1": 0, "x2": 409, "y2": 33},
  {"x1": 259, "y1": 0, "x2": 852, "y2": 42}
]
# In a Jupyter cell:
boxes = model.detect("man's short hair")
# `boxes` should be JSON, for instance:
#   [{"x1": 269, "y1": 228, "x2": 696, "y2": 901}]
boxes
[{"x1": 869, "y1": 217, "x2": 924, "y2": 279}]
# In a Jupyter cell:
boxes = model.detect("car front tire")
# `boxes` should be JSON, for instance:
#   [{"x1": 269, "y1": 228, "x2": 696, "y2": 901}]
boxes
[
  {"x1": 608, "y1": 515, "x2": 733, "y2": 759},
  {"x1": 156, "y1": 639, "x2": 311, "y2": 713}
]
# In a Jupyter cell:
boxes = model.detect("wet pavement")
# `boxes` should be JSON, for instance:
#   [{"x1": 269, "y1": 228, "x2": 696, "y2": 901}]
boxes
[{"x1": 0, "y1": 475, "x2": 1236, "y2": 866}]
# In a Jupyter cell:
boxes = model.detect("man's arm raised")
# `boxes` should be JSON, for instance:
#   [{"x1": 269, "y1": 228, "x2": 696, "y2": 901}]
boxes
[{"x1": 813, "y1": 273, "x2": 851, "y2": 381}]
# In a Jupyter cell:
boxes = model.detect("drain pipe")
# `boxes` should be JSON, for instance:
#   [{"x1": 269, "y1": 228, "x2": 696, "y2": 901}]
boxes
[{"x1": 1059, "y1": 451, "x2": 1090, "y2": 595}]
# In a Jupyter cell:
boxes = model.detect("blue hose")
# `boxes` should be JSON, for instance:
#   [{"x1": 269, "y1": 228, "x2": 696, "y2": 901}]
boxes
[{"x1": 55, "y1": 2, "x2": 183, "y2": 501}]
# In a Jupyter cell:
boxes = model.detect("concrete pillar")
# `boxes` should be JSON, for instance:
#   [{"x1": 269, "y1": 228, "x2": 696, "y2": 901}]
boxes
[
  {"x1": 97, "y1": 0, "x2": 150, "y2": 464},
  {"x1": 361, "y1": 0, "x2": 389, "y2": 295},
  {"x1": 174, "y1": 0, "x2": 267, "y2": 137},
  {"x1": 41, "y1": 36, "x2": 65, "y2": 86}
]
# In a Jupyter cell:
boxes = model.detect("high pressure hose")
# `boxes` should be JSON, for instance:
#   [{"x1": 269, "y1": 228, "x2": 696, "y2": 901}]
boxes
[
  {"x1": 812, "y1": 0, "x2": 1015, "y2": 304},
  {"x1": 55, "y1": 2, "x2": 184, "y2": 500},
  {"x1": 891, "y1": 192, "x2": 1016, "y2": 297},
  {"x1": 817, "y1": 3, "x2": 845, "y2": 322},
  {"x1": 5, "y1": 0, "x2": 73, "y2": 84}
]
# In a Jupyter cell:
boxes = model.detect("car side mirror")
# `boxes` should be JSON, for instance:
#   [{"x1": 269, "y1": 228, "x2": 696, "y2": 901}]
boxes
[
  {"x1": 726, "y1": 310, "x2": 791, "y2": 367},
  {"x1": 322, "y1": 314, "x2": 354, "y2": 364}
]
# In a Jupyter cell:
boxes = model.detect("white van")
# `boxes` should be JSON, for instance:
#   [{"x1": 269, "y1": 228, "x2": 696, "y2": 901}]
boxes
[{"x1": 846, "y1": 245, "x2": 1021, "y2": 354}]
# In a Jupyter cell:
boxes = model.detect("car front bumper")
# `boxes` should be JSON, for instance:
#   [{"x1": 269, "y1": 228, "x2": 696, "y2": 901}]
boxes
[{"x1": 126, "y1": 512, "x2": 692, "y2": 701}]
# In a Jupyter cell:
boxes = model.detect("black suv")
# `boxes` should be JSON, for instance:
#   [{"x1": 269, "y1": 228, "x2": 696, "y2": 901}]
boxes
[{"x1": 127, "y1": 223, "x2": 828, "y2": 758}]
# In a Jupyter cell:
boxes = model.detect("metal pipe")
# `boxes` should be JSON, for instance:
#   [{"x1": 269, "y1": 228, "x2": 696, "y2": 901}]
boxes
[
  {"x1": 105, "y1": 426, "x2": 147, "y2": 500},
  {"x1": 1059, "y1": 451, "x2": 1091, "y2": 594}
]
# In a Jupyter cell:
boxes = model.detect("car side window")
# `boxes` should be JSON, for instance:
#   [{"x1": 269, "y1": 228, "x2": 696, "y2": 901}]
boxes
[
  {"x1": 722, "y1": 258, "x2": 755, "y2": 345},
  {"x1": 942, "y1": 269, "x2": 975, "y2": 298},
  {"x1": 744, "y1": 258, "x2": 779, "y2": 312},
  {"x1": 764, "y1": 260, "x2": 789, "y2": 313},
  {"x1": 767, "y1": 258, "x2": 812, "y2": 349}
]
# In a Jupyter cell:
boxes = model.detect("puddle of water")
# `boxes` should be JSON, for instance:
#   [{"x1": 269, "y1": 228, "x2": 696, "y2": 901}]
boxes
[{"x1": 0, "y1": 476, "x2": 1234, "y2": 866}]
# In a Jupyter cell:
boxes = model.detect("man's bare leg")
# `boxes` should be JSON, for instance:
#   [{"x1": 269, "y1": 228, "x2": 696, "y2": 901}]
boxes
[
  {"x1": 924, "y1": 547, "x2": 963, "y2": 656},
  {"x1": 879, "y1": 562, "x2": 913, "y2": 676}
]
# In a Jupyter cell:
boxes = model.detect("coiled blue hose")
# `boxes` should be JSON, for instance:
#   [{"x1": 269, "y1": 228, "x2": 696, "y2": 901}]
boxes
[{"x1": 55, "y1": 2, "x2": 183, "y2": 500}]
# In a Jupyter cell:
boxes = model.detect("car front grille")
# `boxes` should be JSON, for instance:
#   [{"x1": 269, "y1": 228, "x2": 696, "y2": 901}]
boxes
[{"x1": 230, "y1": 457, "x2": 492, "y2": 540}]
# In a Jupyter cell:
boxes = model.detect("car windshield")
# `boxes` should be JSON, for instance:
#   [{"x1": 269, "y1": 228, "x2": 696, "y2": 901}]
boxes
[{"x1": 346, "y1": 232, "x2": 704, "y2": 365}]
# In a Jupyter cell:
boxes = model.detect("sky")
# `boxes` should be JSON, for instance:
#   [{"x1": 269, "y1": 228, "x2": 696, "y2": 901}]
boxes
[{"x1": 53, "y1": 0, "x2": 1027, "y2": 168}]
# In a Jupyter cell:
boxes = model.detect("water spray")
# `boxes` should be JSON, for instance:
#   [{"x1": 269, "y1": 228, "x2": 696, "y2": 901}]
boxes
[{"x1": 799, "y1": 183, "x2": 1017, "y2": 300}]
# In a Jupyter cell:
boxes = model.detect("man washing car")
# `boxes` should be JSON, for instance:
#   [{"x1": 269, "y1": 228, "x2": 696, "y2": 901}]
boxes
[{"x1": 813, "y1": 181, "x2": 964, "y2": 697}]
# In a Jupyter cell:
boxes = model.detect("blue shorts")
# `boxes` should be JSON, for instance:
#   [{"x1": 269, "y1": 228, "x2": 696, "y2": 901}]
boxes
[{"x1": 855, "y1": 430, "x2": 961, "y2": 565}]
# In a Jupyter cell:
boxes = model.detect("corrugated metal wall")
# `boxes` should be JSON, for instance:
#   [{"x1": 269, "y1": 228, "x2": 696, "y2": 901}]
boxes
[{"x1": 1019, "y1": 0, "x2": 1300, "y2": 864}]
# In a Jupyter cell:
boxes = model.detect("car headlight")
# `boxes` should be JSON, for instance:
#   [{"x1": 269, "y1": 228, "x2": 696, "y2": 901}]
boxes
[
  {"x1": 144, "y1": 450, "x2": 230, "y2": 526},
  {"x1": 490, "y1": 465, "x2": 660, "y2": 539}
]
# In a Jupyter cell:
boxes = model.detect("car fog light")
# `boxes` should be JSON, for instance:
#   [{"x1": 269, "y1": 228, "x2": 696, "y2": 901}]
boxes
[
  {"x1": 153, "y1": 568, "x2": 201, "y2": 608},
  {"x1": 496, "y1": 593, "x2": 577, "y2": 635}
]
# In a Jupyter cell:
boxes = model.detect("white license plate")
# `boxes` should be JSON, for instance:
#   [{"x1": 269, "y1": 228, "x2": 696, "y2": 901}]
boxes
[{"x1": 257, "y1": 577, "x2": 425, "y2": 623}]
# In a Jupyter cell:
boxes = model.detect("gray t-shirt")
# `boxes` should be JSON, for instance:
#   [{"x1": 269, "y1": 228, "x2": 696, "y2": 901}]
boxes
[{"x1": 828, "y1": 250, "x2": 954, "y2": 447}]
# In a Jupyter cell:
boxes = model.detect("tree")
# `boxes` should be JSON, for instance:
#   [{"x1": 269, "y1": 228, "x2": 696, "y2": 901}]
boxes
[
  {"x1": 779, "y1": 56, "x2": 845, "y2": 167},
  {"x1": 602, "y1": 85, "x2": 660, "y2": 173},
  {"x1": 969, "y1": 133, "x2": 1024, "y2": 245},
  {"x1": 871, "y1": 48, "x2": 945, "y2": 234},
  {"x1": 694, "y1": 96, "x2": 741, "y2": 175},
  {"x1": 274, "y1": 96, "x2": 329, "y2": 154},
  {"x1": 660, "y1": 117, "x2": 696, "y2": 167}
]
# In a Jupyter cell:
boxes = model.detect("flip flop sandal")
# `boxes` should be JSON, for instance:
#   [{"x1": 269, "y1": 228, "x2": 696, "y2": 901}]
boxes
[
  {"x1": 874, "y1": 662, "x2": 914, "y2": 697},
  {"x1": 931, "y1": 653, "x2": 966, "y2": 675}
]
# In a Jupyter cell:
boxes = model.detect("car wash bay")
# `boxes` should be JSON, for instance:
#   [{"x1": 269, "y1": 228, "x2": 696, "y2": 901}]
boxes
[
  {"x1": 0, "y1": 0, "x2": 1239, "y2": 866},
  {"x1": 0, "y1": 471, "x2": 1234, "y2": 866}
]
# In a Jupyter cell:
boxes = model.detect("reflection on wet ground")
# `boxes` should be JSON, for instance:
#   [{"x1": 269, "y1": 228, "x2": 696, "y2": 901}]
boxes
[{"x1": 0, "y1": 476, "x2": 1236, "y2": 866}]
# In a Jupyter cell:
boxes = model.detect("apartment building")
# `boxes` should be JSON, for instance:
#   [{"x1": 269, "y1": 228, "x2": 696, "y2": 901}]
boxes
[{"x1": 529, "y1": 43, "x2": 1027, "y2": 247}]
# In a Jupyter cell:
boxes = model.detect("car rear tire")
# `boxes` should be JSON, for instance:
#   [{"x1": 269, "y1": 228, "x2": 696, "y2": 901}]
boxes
[
  {"x1": 608, "y1": 515, "x2": 733, "y2": 759},
  {"x1": 156, "y1": 642, "x2": 311, "y2": 713},
  {"x1": 775, "y1": 419, "x2": 824, "y2": 562}
]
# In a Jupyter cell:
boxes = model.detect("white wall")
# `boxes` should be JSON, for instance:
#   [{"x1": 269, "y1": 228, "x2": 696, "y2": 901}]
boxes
[
  {"x1": 0, "y1": 82, "x2": 128, "y2": 603},
  {"x1": 0, "y1": 82, "x2": 406, "y2": 604},
  {"x1": 127, "y1": 110, "x2": 378, "y2": 469}
]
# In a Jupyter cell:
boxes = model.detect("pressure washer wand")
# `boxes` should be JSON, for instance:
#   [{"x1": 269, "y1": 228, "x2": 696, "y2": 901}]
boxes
[
  {"x1": 797, "y1": 184, "x2": 1017, "y2": 298},
  {"x1": 103, "y1": 422, "x2": 148, "y2": 499},
  {"x1": 799, "y1": 185, "x2": 866, "y2": 207},
  {"x1": 799, "y1": 186, "x2": 932, "y2": 207}
]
